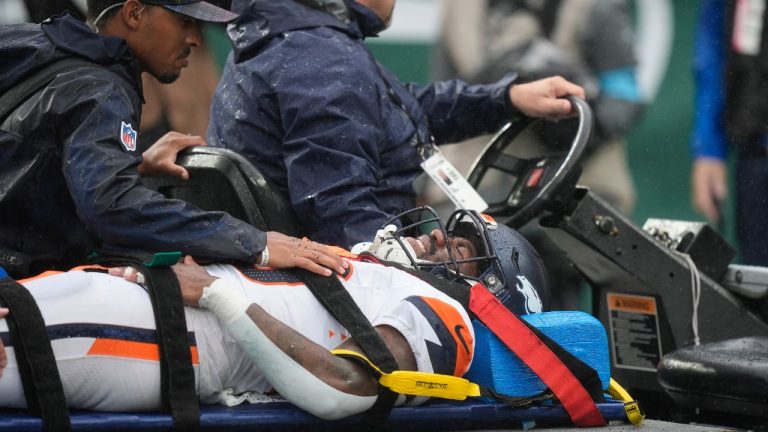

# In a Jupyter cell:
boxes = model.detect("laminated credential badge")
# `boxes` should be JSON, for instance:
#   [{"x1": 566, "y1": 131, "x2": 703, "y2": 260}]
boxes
[{"x1": 421, "y1": 148, "x2": 488, "y2": 212}]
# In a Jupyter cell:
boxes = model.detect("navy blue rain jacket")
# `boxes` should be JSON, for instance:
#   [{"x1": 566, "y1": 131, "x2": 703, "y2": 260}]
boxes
[
  {"x1": 0, "y1": 14, "x2": 266, "y2": 278},
  {"x1": 208, "y1": 0, "x2": 517, "y2": 248}
]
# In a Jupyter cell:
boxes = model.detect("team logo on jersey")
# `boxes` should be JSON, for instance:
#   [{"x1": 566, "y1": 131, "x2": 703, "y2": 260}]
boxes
[
  {"x1": 120, "y1": 121, "x2": 137, "y2": 152},
  {"x1": 405, "y1": 296, "x2": 474, "y2": 377}
]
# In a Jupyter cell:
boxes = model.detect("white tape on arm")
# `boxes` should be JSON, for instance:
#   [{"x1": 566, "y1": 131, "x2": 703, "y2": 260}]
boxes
[
  {"x1": 198, "y1": 279, "x2": 376, "y2": 419},
  {"x1": 199, "y1": 278, "x2": 251, "y2": 325}
]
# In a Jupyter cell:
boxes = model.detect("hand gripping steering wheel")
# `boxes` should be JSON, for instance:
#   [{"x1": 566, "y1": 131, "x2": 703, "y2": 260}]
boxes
[{"x1": 466, "y1": 96, "x2": 593, "y2": 228}]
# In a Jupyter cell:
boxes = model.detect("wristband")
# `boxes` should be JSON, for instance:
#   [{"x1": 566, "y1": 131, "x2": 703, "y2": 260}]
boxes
[{"x1": 258, "y1": 246, "x2": 270, "y2": 267}]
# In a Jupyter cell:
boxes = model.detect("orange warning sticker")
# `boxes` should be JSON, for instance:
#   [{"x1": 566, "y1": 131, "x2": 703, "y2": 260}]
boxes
[
  {"x1": 607, "y1": 293, "x2": 657, "y2": 314},
  {"x1": 606, "y1": 292, "x2": 662, "y2": 371}
]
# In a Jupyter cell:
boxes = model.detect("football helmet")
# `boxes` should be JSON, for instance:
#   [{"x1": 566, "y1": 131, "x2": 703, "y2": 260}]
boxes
[{"x1": 367, "y1": 207, "x2": 549, "y2": 315}]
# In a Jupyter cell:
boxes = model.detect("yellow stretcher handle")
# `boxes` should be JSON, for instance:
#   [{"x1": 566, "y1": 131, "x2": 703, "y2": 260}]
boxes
[
  {"x1": 609, "y1": 378, "x2": 645, "y2": 426},
  {"x1": 331, "y1": 349, "x2": 481, "y2": 400},
  {"x1": 379, "y1": 370, "x2": 481, "y2": 400}
]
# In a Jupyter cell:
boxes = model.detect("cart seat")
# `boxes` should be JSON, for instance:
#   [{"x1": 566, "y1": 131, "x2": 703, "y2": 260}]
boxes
[
  {"x1": 657, "y1": 336, "x2": 768, "y2": 419},
  {"x1": 142, "y1": 147, "x2": 306, "y2": 237}
]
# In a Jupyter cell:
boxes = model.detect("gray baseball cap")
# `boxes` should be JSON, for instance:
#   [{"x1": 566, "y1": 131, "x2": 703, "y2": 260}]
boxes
[{"x1": 143, "y1": 0, "x2": 238, "y2": 23}]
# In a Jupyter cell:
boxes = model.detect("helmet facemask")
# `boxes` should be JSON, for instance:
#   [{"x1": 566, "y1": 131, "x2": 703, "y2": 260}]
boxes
[
  {"x1": 378, "y1": 206, "x2": 548, "y2": 315},
  {"x1": 380, "y1": 207, "x2": 500, "y2": 285}
]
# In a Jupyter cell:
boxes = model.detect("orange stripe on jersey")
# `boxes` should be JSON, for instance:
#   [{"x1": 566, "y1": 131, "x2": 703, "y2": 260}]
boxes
[
  {"x1": 69, "y1": 264, "x2": 110, "y2": 272},
  {"x1": 419, "y1": 297, "x2": 474, "y2": 377},
  {"x1": 17, "y1": 270, "x2": 65, "y2": 284},
  {"x1": 326, "y1": 246, "x2": 359, "y2": 259},
  {"x1": 87, "y1": 339, "x2": 199, "y2": 365},
  {"x1": 18, "y1": 265, "x2": 109, "y2": 284}
]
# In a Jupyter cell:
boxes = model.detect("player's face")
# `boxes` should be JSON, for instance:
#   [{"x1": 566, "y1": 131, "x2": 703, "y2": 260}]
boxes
[
  {"x1": 405, "y1": 229, "x2": 479, "y2": 276},
  {"x1": 134, "y1": 5, "x2": 202, "y2": 83}
]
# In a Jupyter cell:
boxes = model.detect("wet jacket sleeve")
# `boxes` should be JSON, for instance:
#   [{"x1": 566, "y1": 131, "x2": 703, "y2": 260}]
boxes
[
  {"x1": 690, "y1": 0, "x2": 728, "y2": 160},
  {"x1": 62, "y1": 78, "x2": 266, "y2": 261},
  {"x1": 404, "y1": 74, "x2": 519, "y2": 145}
]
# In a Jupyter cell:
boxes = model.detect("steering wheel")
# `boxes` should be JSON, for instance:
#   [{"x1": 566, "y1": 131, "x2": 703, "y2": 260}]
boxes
[{"x1": 466, "y1": 96, "x2": 593, "y2": 228}]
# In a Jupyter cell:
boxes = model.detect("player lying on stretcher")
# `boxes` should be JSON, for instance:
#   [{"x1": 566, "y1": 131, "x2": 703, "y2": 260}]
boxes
[{"x1": 0, "y1": 208, "x2": 548, "y2": 419}]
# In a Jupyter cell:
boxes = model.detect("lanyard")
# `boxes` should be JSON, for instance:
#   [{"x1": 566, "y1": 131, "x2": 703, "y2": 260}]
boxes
[{"x1": 375, "y1": 63, "x2": 437, "y2": 161}]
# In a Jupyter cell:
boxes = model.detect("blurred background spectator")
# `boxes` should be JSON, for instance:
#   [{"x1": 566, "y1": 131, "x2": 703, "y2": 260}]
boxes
[
  {"x1": 430, "y1": 0, "x2": 645, "y2": 309},
  {"x1": 433, "y1": 0, "x2": 645, "y2": 215},
  {"x1": 0, "y1": 0, "x2": 85, "y2": 23},
  {"x1": 690, "y1": 0, "x2": 768, "y2": 266}
]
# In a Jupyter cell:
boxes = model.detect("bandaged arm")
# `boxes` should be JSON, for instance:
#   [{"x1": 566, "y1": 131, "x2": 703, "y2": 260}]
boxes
[{"x1": 199, "y1": 279, "x2": 378, "y2": 420}]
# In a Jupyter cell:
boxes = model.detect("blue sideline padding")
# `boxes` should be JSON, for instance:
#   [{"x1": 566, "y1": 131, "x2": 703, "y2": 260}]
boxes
[
  {"x1": 0, "y1": 400, "x2": 630, "y2": 431},
  {"x1": 466, "y1": 311, "x2": 611, "y2": 397}
]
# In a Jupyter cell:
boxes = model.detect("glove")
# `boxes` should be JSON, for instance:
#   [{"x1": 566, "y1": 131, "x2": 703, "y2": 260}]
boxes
[{"x1": 350, "y1": 225, "x2": 419, "y2": 267}]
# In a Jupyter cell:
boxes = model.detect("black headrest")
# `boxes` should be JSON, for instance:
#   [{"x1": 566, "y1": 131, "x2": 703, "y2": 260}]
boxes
[{"x1": 142, "y1": 147, "x2": 306, "y2": 237}]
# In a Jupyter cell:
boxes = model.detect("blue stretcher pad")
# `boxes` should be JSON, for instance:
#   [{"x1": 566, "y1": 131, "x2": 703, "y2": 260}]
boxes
[{"x1": 466, "y1": 311, "x2": 611, "y2": 397}]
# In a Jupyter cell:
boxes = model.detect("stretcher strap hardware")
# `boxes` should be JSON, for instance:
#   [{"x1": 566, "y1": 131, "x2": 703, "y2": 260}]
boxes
[
  {"x1": 608, "y1": 379, "x2": 645, "y2": 426},
  {"x1": 144, "y1": 252, "x2": 183, "y2": 267},
  {"x1": 332, "y1": 349, "x2": 553, "y2": 407},
  {"x1": 89, "y1": 253, "x2": 199, "y2": 431},
  {"x1": 469, "y1": 283, "x2": 607, "y2": 427},
  {"x1": 332, "y1": 349, "x2": 482, "y2": 400},
  {"x1": 293, "y1": 269, "x2": 399, "y2": 425},
  {"x1": 0, "y1": 277, "x2": 71, "y2": 432}
]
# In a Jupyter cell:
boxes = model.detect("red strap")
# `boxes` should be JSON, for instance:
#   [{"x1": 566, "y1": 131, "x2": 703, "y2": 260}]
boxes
[{"x1": 469, "y1": 283, "x2": 606, "y2": 427}]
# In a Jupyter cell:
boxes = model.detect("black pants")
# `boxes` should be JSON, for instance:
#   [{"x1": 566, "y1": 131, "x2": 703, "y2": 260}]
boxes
[{"x1": 736, "y1": 156, "x2": 768, "y2": 266}]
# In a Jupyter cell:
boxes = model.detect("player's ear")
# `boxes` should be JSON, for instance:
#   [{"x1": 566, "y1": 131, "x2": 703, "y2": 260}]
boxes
[{"x1": 122, "y1": 0, "x2": 145, "y2": 31}]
